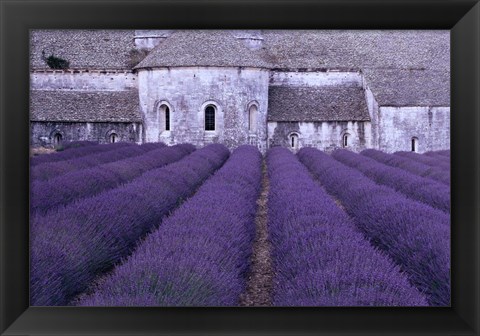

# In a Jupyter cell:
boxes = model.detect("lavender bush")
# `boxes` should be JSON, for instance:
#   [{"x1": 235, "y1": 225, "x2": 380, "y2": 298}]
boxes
[
  {"x1": 298, "y1": 147, "x2": 450, "y2": 306},
  {"x1": 332, "y1": 149, "x2": 450, "y2": 213},
  {"x1": 434, "y1": 150, "x2": 450, "y2": 157},
  {"x1": 32, "y1": 143, "x2": 165, "y2": 181},
  {"x1": 361, "y1": 149, "x2": 450, "y2": 185},
  {"x1": 266, "y1": 147, "x2": 427, "y2": 306},
  {"x1": 78, "y1": 145, "x2": 262, "y2": 306},
  {"x1": 30, "y1": 144, "x2": 230, "y2": 306},
  {"x1": 61, "y1": 141, "x2": 99, "y2": 150},
  {"x1": 31, "y1": 144, "x2": 194, "y2": 215},
  {"x1": 31, "y1": 142, "x2": 132, "y2": 166},
  {"x1": 424, "y1": 151, "x2": 451, "y2": 163},
  {"x1": 395, "y1": 151, "x2": 450, "y2": 171}
]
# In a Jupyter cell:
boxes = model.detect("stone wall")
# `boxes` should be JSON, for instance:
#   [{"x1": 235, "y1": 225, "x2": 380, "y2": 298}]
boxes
[
  {"x1": 377, "y1": 106, "x2": 450, "y2": 153},
  {"x1": 30, "y1": 70, "x2": 137, "y2": 91},
  {"x1": 270, "y1": 70, "x2": 362, "y2": 87},
  {"x1": 363, "y1": 84, "x2": 380, "y2": 149},
  {"x1": 268, "y1": 120, "x2": 372, "y2": 153},
  {"x1": 138, "y1": 66, "x2": 269, "y2": 151},
  {"x1": 31, "y1": 121, "x2": 143, "y2": 147}
]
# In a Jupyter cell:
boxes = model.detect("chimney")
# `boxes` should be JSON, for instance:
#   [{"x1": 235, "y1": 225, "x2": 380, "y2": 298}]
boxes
[
  {"x1": 134, "y1": 30, "x2": 173, "y2": 51},
  {"x1": 231, "y1": 30, "x2": 264, "y2": 50}
]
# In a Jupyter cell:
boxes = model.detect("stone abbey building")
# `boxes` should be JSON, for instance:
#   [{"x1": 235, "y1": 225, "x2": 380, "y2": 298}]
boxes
[{"x1": 30, "y1": 30, "x2": 450, "y2": 153}]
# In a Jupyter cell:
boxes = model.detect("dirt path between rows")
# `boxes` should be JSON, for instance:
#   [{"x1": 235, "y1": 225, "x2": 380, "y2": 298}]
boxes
[{"x1": 239, "y1": 159, "x2": 273, "y2": 306}]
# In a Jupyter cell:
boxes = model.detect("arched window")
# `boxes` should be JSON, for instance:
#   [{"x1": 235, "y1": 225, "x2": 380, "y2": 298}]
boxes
[
  {"x1": 53, "y1": 133, "x2": 62, "y2": 147},
  {"x1": 411, "y1": 137, "x2": 418, "y2": 152},
  {"x1": 109, "y1": 132, "x2": 118, "y2": 143},
  {"x1": 248, "y1": 105, "x2": 257, "y2": 132},
  {"x1": 205, "y1": 105, "x2": 215, "y2": 131},
  {"x1": 343, "y1": 133, "x2": 350, "y2": 148},
  {"x1": 165, "y1": 106, "x2": 170, "y2": 131},
  {"x1": 290, "y1": 133, "x2": 299, "y2": 149},
  {"x1": 158, "y1": 104, "x2": 170, "y2": 132}
]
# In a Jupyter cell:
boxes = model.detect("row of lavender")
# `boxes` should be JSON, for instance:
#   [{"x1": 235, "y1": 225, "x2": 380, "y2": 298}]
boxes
[
  {"x1": 31, "y1": 144, "x2": 193, "y2": 215},
  {"x1": 267, "y1": 148, "x2": 427, "y2": 306},
  {"x1": 362, "y1": 149, "x2": 450, "y2": 185},
  {"x1": 31, "y1": 144, "x2": 230, "y2": 305},
  {"x1": 396, "y1": 150, "x2": 450, "y2": 171},
  {"x1": 331, "y1": 150, "x2": 450, "y2": 213},
  {"x1": 298, "y1": 148, "x2": 450, "y2": 306},
  {"x1": 78, "y1": 146, "x2": 262, "y2": 306},
  {"x1": 75, "y1": 147, "x2": 447, "y2": 306},
  {"x1": 31, "y1": 141, "x2": 132, "y2": 166},
  {"x1": 30, "y1": 144, "x2": 450, "y2": 306},
  {"x1": 60, "y1": 140, "x2": 99, "y2": 150},
  {"x1": 32, "y1": 142, "x2": 166, "y2": 181}
]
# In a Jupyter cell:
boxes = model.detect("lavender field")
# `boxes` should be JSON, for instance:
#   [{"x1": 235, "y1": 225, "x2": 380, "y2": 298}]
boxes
[{"x1": 30, "y1": 143, "x2": 450, "y2": 307}]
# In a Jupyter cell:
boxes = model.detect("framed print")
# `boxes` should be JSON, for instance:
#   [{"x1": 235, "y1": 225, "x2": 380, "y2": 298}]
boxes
[{"x1": 1, "y1": 0, "x2": 479, "y2": 335}]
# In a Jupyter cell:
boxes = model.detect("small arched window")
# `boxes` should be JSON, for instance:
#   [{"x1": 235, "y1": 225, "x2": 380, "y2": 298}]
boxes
[
  {"x1": 290, "y1": 133, "x2": 299, "y2": 149},
  {"x1": 248, "y1": 105, "x2": 257, "y2": 132},
  {"x1": 343, "y1": 133, "x2": 350, "y2": 148},
  {"x1": 205, "y1": 105, "x2": 215, "y2": 131},
  {"x1": 158, "y1": 104, "x2": 171, "y2": 132},
  {"x1": 109, "y1": 132, "x2": 118, "y2": 143},
  {"x1": 158, "y1": 104, "x2": 170, "y2": 132},
  {"x1": 411, "y1": 137, "x2": 418, "y2": 152},
  {"x1": 53, "y1": 133, "x2": 62, "y2": 147},
  {"x1": 165, "y1": 106, "x2": 170, "y2": 131}
]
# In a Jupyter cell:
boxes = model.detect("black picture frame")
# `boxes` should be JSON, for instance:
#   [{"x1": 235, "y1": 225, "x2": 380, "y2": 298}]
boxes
[{"x1": 1, "y1": 0, "x2": 479, "y2": 335}]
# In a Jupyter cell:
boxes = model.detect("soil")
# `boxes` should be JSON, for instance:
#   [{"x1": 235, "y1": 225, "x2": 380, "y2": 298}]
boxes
[
  {"x1": 239, "y1": 159, "x2": 274, "y2": 306},
  {"x1": 30, "y1": 147, "x2": 56, "y2": 156}
]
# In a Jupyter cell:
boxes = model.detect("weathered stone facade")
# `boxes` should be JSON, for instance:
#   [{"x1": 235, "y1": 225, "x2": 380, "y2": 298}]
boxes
[
  {"x1": 30, "y1": 30, "x2": 450, "y2": 153},
  {"x1": 138, "y1": 67, "x2": 269, "y2": 151},
  {"x1": 31, "y1": 121, "x2": 142, "y2": 147},
  {"x1": 268, "y1": 121, "x2": 371, "y2": 153}
]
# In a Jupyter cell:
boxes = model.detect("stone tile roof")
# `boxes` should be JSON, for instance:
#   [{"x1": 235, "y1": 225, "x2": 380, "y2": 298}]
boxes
[
  {"x1": 363, "y1": 69, "x2": 450, "y2": 106},
  {"x1": 30, "y1": 30, "x2": 135, "y2": 70},
  {"x1": 261, "y1": 30, "x2": 449, "y2": 72},
  {"x1": 268, "y1": 86, "x2": 370, "y2": 122},
  {"x1": 30, "y1": 29, "x2": 449, "y2": 72},
  {"x1": 30, "y1": 90, "x2": 142, "y2": 122},
  {"x1": 134, "y1": 30, "x2": 271, "y2": 69}
]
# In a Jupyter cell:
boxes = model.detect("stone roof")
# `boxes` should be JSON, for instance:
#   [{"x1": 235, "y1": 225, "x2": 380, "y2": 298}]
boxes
[
  {"x1": 134, "y1": 30, "x2": 271, "y2": 69},
  {"x1": 261, "y1": 30, "x2": 449, "y2": 72},
  {"x1": 268, "y1": 86, "x2": 370, "y2": 122},
  {"x1": 363, "y1": 69, "x2": 450, "y2": 106},
  {"x1": 30, "y1": 90, "x2": 142, "y2": 122},
  {"x1": 30, "y1": 30, "x2": 449, "y2": 72},
  {"x1": 30, "y1": 30, "x2": 135, "y2": 70}
]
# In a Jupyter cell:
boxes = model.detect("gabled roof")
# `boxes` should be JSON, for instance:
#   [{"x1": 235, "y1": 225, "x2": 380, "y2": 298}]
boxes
[
  {"x1": 30, "y1": 29, "x2": 450, "y2": 73},
  {"x1": 30, "y1": 90, "x2": 142, "y2": 122},
  {"x1": 363, "y1": 69, "x2": 450, "y2": 106},
  {"x1": 268, "y1": 86, "x2": 370, "y2": 122},
  {"x1": 134, "y1": 30, "x2": 271, "y2": 69},
  {"x1": 261, "y1": 30, "x2": 449, "y2": 71},
  {"x1": 30, "y1": 30, "x2": 135, "y2": 70}
]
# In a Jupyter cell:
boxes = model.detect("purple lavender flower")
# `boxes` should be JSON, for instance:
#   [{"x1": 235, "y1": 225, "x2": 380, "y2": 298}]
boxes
[
  {"x1": 267, "y1": 147, "x2": 428, "y2": 307},
  {"x1": 332, "y1": 149, "x2": 450, "y2": 213},
  {"x1": 361, "y1": 149, "x2": 449, "y2": 185},
  {"x1": 31, "y1": 142, "x2": 133, "y2": 166},
  {"x1": 395, "y1": 151, "x2": 450, "y2": 171},
  {"x1": 77, "y1": 145, "x2": 262, "y2": 307},
  {"x1": 31, "y1": 144, "x2": 194, "y2": 215},
  {"x1": 30, "y1": 144, "x2": 229, "y2": 306},
  {"x1": 298, "y1": 147, "x2": 450, "y2": 306},
  {"x1": 32, "y1": 143, "x2": 165, "y2": 181}
]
